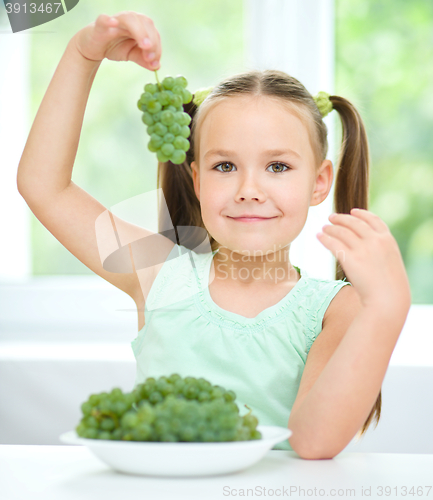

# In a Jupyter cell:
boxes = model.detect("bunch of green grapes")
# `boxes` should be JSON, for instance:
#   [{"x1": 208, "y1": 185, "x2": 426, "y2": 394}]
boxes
[
  {"x1": 76, "y1": 388, "x2": 136, "y2": 440},
  {"x1": 76, "y1": 374, "x2": 261, "y2": 443},
  {"x1": 137, "y1": 73, "x2": 192, "y2": 164}
]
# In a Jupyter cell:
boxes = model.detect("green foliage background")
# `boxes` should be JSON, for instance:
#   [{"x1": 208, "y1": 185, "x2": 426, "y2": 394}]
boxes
[
  {"x1": 27, "y1": 0, "x2": 432, "y2": 303},
  {"x1": 335, "y1": 0, "x2": 433, "y2": 303}
]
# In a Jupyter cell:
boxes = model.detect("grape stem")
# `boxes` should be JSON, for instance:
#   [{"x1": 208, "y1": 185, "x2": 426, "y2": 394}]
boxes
[
  {"x1": 244, "y1": 404, "x2": 252, "y2": 416},
  {"x1": 154, "y1": 70, "x2": 162, "y2": 91}
]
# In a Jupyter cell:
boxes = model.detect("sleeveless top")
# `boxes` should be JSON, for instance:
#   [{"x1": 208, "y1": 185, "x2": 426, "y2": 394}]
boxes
[{"x1": 131, "y1": 243, "x2": 351, "y2": 451}]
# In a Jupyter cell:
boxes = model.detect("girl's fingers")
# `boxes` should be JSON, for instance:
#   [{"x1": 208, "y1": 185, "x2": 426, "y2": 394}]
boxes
[
  {"x1": 139, "y1": 17, "x2": 162, "y2": 66},
  {"x1": 114, "y1": 12, "x2": 161, "y2": 68},
  {"x1": 317, "y1": 231, "x2": 349, "y2": 264},
  {"x1": 321, "y1": 224, "x2": 359, "y2": 249},
  {"x1": 327, "y1": 211, "x2": 372, "y2": 240},
  {"x1": 350, "y1": 208, "x2": 389, "y2": 234},
  {"x1": 95, "y1": 14, "x2": 118, "y2": 33}
]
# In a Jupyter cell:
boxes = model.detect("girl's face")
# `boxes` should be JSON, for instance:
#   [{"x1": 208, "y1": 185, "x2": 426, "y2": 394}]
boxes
[{"x1": 191, "y1": 95, "x2": 333, "y2": 257}]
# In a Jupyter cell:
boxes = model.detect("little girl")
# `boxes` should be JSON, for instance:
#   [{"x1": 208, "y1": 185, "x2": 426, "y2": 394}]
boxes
[{"x1": 17, "y1": 12, "x2": 411, "y2": 459}]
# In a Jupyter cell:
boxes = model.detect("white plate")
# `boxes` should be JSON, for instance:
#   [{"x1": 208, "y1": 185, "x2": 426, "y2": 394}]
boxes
[{"x1": 60, "y1": 425, "x2": 292, "y2": 477}]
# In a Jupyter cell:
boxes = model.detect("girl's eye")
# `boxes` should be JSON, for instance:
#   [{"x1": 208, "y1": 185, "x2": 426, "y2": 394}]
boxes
[
  {"x1": 213, "y1": 162, "x2": 290, "y2": 173},
  {"x1": 268, "y1": 162, "x2": 290, "y2": 173},
  {"x1": 214, "y1": 162, "x2": 235, "y2": 173}
]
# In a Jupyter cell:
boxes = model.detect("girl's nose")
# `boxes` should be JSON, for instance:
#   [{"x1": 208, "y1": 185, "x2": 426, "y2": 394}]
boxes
[{"x1": 234, "y1": 175, "x2": 266, "y2": 202}]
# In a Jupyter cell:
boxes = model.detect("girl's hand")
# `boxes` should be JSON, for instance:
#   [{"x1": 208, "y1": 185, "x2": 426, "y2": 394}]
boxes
[
  {"x1": 317, "y1": 208, "x2": 411, "y2": 312},
  {"x1": 72, "y1": 11, "x2": 161, "y2": 71}
]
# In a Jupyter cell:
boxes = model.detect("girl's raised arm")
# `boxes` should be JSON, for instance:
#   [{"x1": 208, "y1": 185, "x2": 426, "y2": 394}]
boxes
[{"x1": 16, "y1": 13, "x2": 172, "y2": 307}]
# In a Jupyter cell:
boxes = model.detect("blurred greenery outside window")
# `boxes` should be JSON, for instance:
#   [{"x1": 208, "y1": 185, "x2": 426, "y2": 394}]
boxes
[
  {"x1": 335, "y1": 0, "x2": 433, "y2": 304},
  {"x1": 29, "y1": 1, "x2": 432, "y2": 304}
]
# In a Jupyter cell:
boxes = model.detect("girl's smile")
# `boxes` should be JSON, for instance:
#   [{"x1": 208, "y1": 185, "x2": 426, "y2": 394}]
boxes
[{"x1": 228, "y1": 216, "x2": 278, "y2": 222}]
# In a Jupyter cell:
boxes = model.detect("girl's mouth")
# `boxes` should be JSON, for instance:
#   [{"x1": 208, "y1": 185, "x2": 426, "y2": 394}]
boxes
[{"x1": 228, "y1": 217, "x2": 276, "y2": 222}]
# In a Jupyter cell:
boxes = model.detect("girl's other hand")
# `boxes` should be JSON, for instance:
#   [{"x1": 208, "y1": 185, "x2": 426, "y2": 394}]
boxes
[
  {"x1": 317, "y1": 208, "x2": 411, "y2": 313},
  {"x1": 72, "y1": 11, "x2": 161, "y2": 70}
]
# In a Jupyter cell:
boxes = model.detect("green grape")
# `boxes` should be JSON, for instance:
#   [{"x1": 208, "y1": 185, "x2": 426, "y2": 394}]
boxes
[
  {"x1": 251, "y1": 429, "x2": 262, "y2": 440},
  {"x1": 147, "y1": 101, "x2": 162, "y2": 114},
  {"x1": 100, "y1": 418, "x2": 115, "y2": 431},
  {"x1": 223, "y1": 390, "x2": 237, "y2": 403},
  {"x1": 121, "y1": 412, "x2": 138, "y2": 429},
  {"x1": 98, "y1": 431, "x2": 112, "y2": 440},
  {"x1": 243, "y1": 413, "x2": 259, "y2": 430},
  {"x1": 160, "y1": 110, "x2": 175, "y2": 126},
  {"x1": 179, "y1": 125, "x2": 191, "y2": 139},
  {"x1": 182, "y1": 113, "x2": 192, "y2": 126},
  {"x1": 197, "y1": 390, "x2": 211, "y2": 402},
  {"x1": 175, "y1": 76, "x2": 188, "y2": 88},
  {"x1": 145, "y1": 83, "x2": 158, "y2": 94},
  {"x1": 171, "y1": 150, "x2": 186, "y2": 164},
  {"x1": 163, "y1": 133, "x2": 175, "y2": 144},
  {"x1": 150, "y1": 134, "x2": 164, "y2": 149},
  {"x1": 153, "y1": 122, "x2": 168, "y2": 137},
  {"x1": 157, "y1": 150, "x2": 170, "y2": 162},
  {"x1": 157, "y1": 91, "x2": 170, "y2": 106},
  {"x1": 85, "y1": 416, "x2": 98, "y2": 428},
  {"x1": 197, "y1": 378, "x2": 212, "y2": 391},
  {"x1": 149, "y1": 391, "x2": 164, "y2": 405},
  {"x1": 172, "y1": 84, "x2": 184, "y2": 96},
  {"x1": 161, "y1": 433, "x2": 178, "y2": 442},
  {"x1": 81, "y1": 401, "x2": 92, "y2": 416},
  {"x1": 147, "y1": 142, "x2": 159, "y2": 153},
  {"x1": 210, "y1": 387, "x2": 225, "y2": 400},
  {"x1": 181, "y1": 89, "x2": 193, "y2": 104},
  {"x1": 88, "y1": 394, "x2": 100, "y2": 406},
  {"x1": 167, "y1": 373, "x2": 182, "y2": 384},
  {"x1": 140, "y1": 92, "x2": 154, "y2": 104},
  {"x1": 169, "y1": 94, "x2": 182, "y2": 107},
  {"x1": 162, "y1": 76, "x2": 175, "y2": 90},
  {"x1": 85, "y1": 428, "x2": 98, "y2": 439},
  {"x1": 141, "y1": 112, "x2": 154, "y2": 126},
  {"x1": 168, "y1": 122, "x2": 181, "y2": 136},
  {"x1": 111, "y1": 428, "x2": 124, "y2": 440},
  {"x1": 161, "y1": 143, "x2": 175, "y2": 157}
]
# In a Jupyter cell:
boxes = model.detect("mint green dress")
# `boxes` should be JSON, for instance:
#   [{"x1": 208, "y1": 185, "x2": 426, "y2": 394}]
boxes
[{"x1": 131, "y1": 243, "x2": 351, "y2": 451}]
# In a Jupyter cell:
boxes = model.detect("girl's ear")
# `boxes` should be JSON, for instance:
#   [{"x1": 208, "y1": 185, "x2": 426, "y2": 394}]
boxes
[
  {"x1": 310, "y1": 159, "x2": 333, "y2": 206},
  {"x1": 191, "y1": 161, "x2": 200, "y2": 202}
]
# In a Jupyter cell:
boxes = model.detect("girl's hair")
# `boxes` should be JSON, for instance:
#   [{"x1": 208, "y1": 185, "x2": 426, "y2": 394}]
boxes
[{"x1": 157, "y1": 69, "x2": 379, "y2": 440}]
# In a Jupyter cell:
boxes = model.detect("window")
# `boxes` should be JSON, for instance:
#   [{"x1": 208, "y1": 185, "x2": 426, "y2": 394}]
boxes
[{"x1": 2, "y1": 1, "x2": 430, "y2": 346}]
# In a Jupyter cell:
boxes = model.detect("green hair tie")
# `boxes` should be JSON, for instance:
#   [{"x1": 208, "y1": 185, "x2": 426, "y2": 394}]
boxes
[
  {"x1": 313, "y1": 91, "x2": 333, "y2": 118},
  {"x1": 193, "y1": 86, "x2": 214, "y2": 107}
]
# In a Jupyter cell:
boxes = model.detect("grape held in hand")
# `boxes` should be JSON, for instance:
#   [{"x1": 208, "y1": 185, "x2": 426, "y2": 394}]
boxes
[
  {"x1": 137, "y1": 73, "x2": 193, "y2": 165},
  {"x1": 76, "y1": 374, "x2": 262, "y2": 443}
]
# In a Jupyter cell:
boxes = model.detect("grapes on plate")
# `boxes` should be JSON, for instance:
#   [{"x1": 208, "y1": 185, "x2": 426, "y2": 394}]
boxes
[
  {"x1": 137, "y1": 73, "x2": 193, "y2": 165},
  {"x1": 75, "y1": 374, "x2": 262, "y2": 443}
]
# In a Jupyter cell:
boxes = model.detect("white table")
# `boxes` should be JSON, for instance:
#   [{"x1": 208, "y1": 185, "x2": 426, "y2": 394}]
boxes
[{"x1": 1, "y1": 445, "x2": 433, "y2": 500}]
